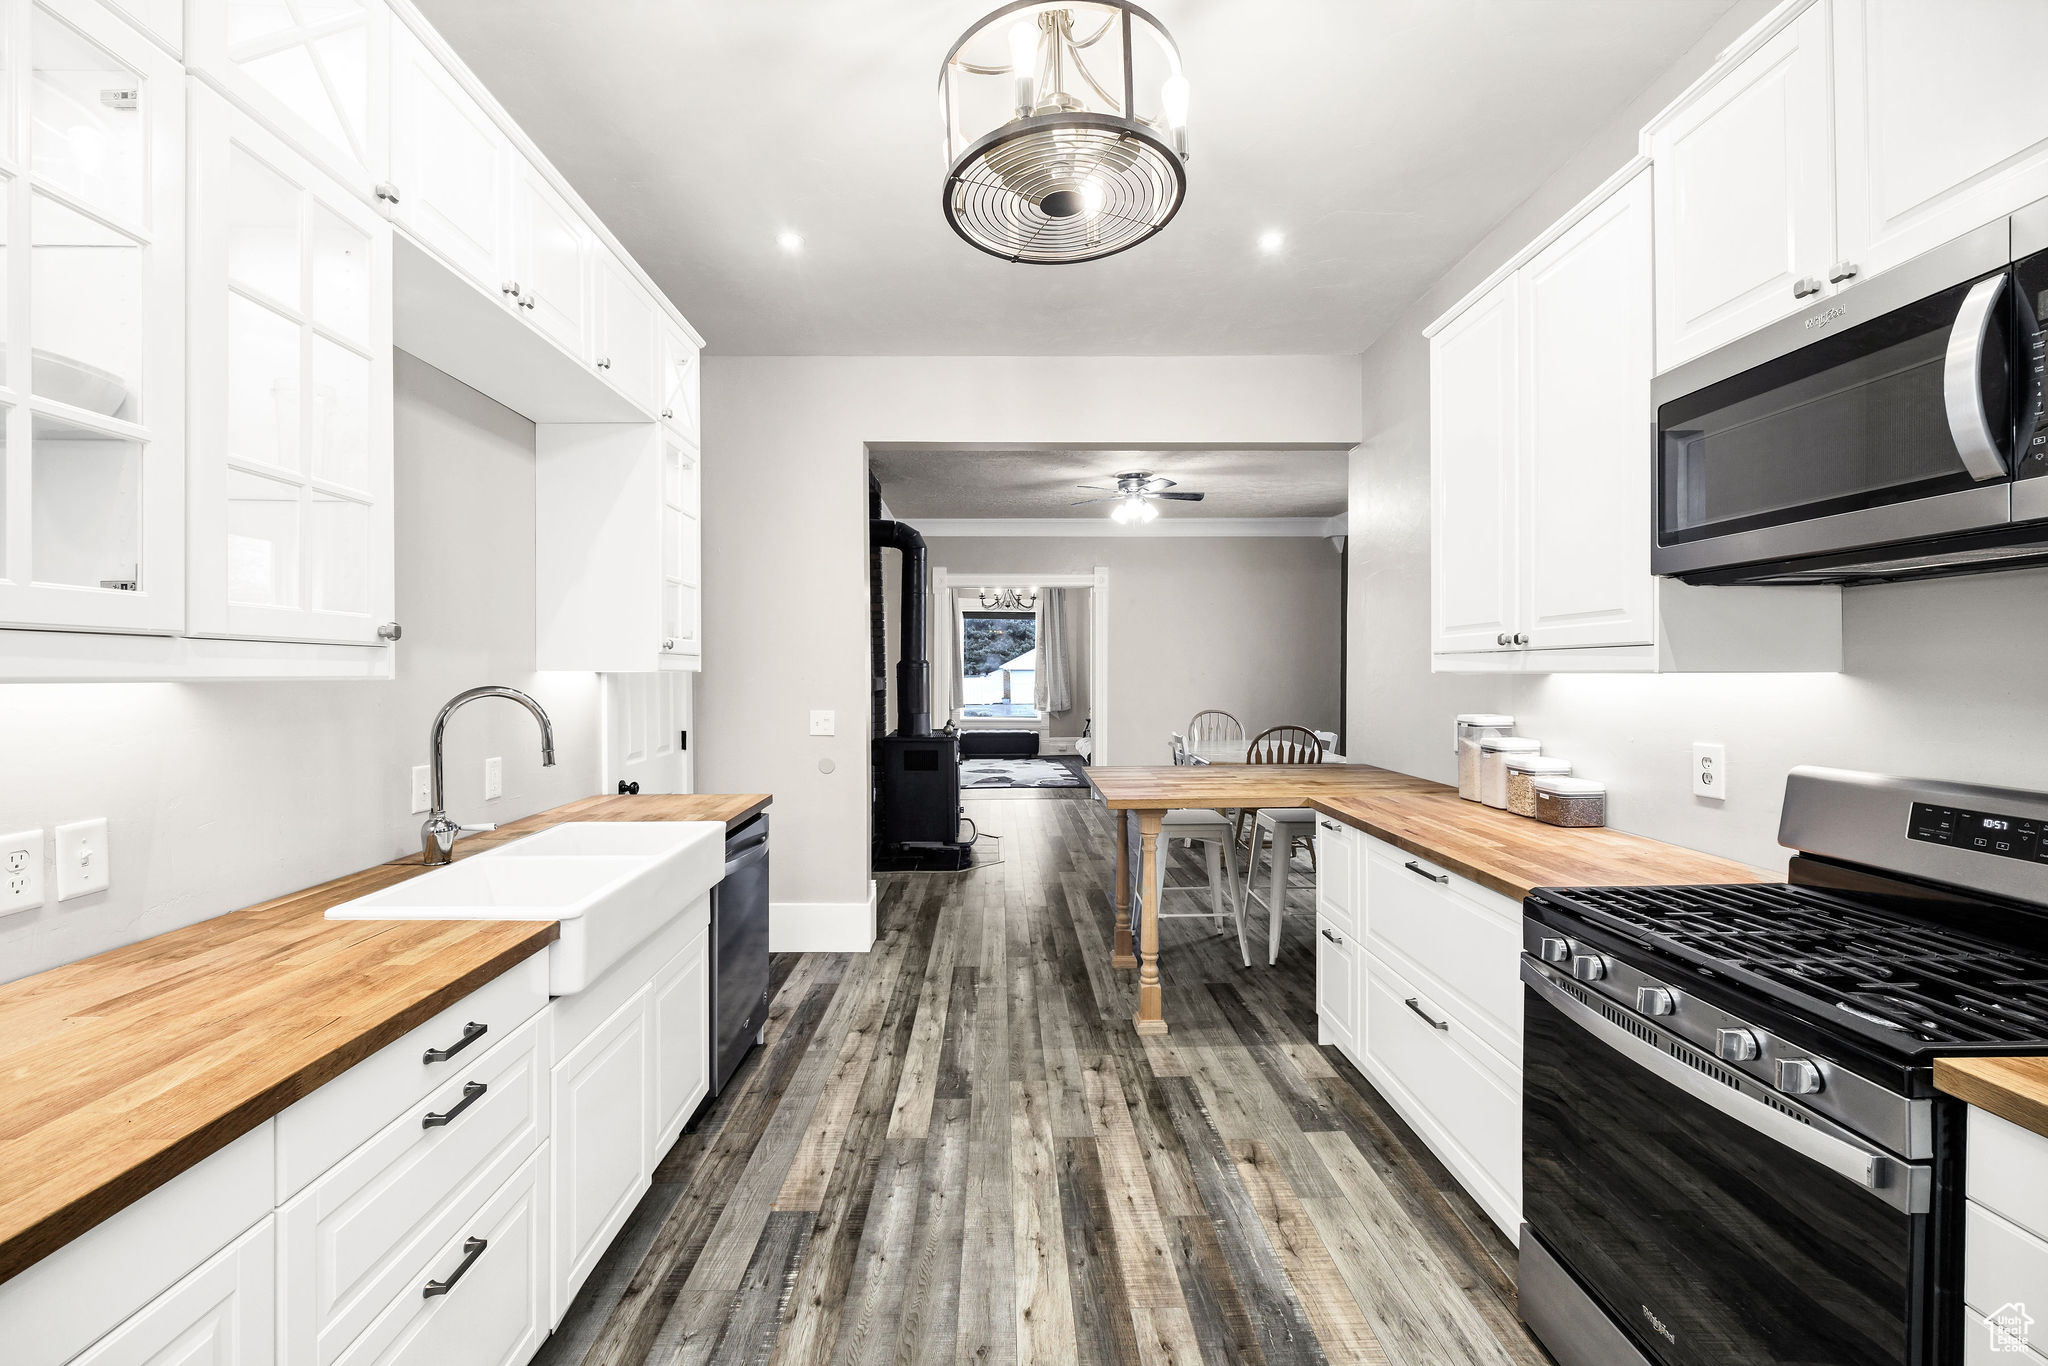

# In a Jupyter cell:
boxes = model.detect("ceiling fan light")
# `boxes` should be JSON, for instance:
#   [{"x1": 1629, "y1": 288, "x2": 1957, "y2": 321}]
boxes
[{"x1": 1138, "y1": 500, "x2": 1159, "y2": 523}]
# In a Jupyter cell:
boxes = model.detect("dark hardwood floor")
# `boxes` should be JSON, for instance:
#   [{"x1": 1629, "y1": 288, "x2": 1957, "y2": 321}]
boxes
[{"x1": 535, "y1": 796, "x2": 1552, "y2": 1366}]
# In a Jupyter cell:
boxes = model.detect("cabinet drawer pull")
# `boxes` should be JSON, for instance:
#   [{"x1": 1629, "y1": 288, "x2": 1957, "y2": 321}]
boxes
[
  {"x1": 1404, "y1": 860, "x2": 1448, "y2": 884},
  {"x1": 1319, "y1": 820, "x2": 1342, "y2": 832},
  {"x1": 422, "y1": 1237, "x2": 488, "y2": 1298},
  {"x1": 1321, "y1": 927, "x2": 1344, "y2": 945},
  {"x1": 1405, "y1": 997, "x2": 1451, "y2": 1031},
  {"x1": 422, "y1": 1081, "x2": 487, "y2": 1129},
  {"x1": 422, "y1": 1021, "x2": 487, "y2": 1064}
]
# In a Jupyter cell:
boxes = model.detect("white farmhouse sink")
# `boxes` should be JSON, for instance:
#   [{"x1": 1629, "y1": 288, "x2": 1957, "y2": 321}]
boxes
[{"x1": 328, "y1": 822, "x2": 726, "y2": 993}]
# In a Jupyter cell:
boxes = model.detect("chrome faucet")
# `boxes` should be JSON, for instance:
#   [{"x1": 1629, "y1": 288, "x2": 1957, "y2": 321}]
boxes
[{"x1": 421, "y1": 686, "x2": 557, "y2": 864}]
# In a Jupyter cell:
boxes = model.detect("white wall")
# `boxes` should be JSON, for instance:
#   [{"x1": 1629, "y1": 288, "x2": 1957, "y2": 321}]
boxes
[
  {"x1": 1349, "y1": 0, "x2": 2048, "y2": 875},
  {"x1": 928, "y1": 536, "x2": 1341, "y2": 762},
  {"x1": 699, "y1": 356, "x2": 1360, "y2": 924},
  {"x1": 0, "y1": 354, "x2": 601, "y2": 982}
]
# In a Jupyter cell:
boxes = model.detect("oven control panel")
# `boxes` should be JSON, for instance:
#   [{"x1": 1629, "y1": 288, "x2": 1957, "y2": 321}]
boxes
[{"x1": 1908, "y1": 801, "x2": 2048, "y2": 864}]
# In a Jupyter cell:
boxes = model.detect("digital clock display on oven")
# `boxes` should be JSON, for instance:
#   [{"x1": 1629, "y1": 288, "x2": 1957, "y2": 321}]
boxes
[{"x1": 1908, "y1": 802, "x2": 2048, "y2": 864}]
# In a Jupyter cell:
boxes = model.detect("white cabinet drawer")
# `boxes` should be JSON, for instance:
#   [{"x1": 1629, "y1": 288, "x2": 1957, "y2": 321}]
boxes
[
  {"x1": 1965, "y1": 1200, "x2": 2048, "y2": 1330},
  {"x1": 1363, "y1": 951, "x2": 1520, "y2": 1236},
  {"x1": 70, "y1": 1217, "x2": 275, "y2": 1366},
  {"x1": 1315, "y1": 913, "x2": 1357, "y2": 1057},
  {"x1": 1966, "y1": 1106, "x2": 2048, "y2": 1238},
  {"x1": 278, "y1": 949, "x2": 548, "y2": 1199},
  {"x1": 1313, "y1": 818, "x2": 1356, "y2": 938},
  {"x1": 1965, "y1": 1303, "x2": 2048, "y2": 1365},
  {"x1": 280, "y1": 1012, "x2": 547, "y2": 1366},
  {"x1": 0, "y1": 1124, "x2": 275, "y2": 1366},
  {"x1": 330, "y1": 1149, "x2": 548, "y2": 1366},
  {"x1": 1364, "y1": 839, "x2": 1522, "y2": 1061}
]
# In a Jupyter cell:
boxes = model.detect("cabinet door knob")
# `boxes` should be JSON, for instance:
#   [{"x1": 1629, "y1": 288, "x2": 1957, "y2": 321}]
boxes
[
  {"x1": 1793, "y1": 276, "x2": 1824, "y2": 299},
  {"x1": 501, "y1": 280, "x2": 521, "y2": 297},
  {"x1": 377, "y1": 621, "x2": 402, "y2": 641},
  {"x1": 1828, "y1": 260, "x2": 1859, "y2": 284},
  {"x1": 1495, "y1": 631, "x2": 1510, "y2": 646},
  {"x1": 663, "y1": 638, "x2": 676, "y2": 651},
  {"x1": 662, "y1": 408, "x2": 675, "y2": 420},
  {"x1": 597, "y1": 356, "x2": 611, "y2": 369},
  {"x1": 1511, "y1": 631, "x2": 1528, "y2": 646},
  {"x1": 374, "y1": 182, "x2": 400, "y2": 204}
]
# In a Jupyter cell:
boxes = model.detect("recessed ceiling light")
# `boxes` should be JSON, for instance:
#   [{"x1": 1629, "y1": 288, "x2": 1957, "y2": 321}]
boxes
[
  {"x1": 1258, "y1": 230, "x2": 1285, "y2": 254},
  {"x1": 777, "y1": 231, "x2": 804, "y2": 252}
]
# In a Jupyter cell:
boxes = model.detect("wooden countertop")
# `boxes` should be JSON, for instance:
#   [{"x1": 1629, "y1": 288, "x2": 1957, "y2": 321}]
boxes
[
  {"x1": 1935, "y1": 1057, "x2": 2048, "y2": 1141},
  {"x1": 1089, "y1": 763, "x2": 1765, "y2": 901},
  {"x1": 0, "y1": 792, "x2": 768, "y2": 1285}
]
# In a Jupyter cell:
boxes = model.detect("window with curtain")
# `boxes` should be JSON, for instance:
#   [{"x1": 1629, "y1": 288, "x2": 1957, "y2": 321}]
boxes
[{"x1": 959, "y1": 610, "x2": 1037, "y2": 717}]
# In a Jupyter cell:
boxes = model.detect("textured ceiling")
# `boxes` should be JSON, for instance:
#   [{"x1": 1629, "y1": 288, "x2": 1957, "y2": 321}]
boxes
[
  {"x1": 870, "y1": 448, "x2": 1349, "y2": 519},
  {"x1": 416, "y1": 0, "x2": 1738, "y2": 355}
]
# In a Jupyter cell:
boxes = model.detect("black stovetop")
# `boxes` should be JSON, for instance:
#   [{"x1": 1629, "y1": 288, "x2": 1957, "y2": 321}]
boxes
[{"x1": 1528, "y1": 876, "x2": 2048, "y2": 1068}]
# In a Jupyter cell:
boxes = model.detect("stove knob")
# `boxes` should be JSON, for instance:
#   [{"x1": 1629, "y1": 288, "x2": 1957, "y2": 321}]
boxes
[
  {"x1": 1774, "y1": 1058, "x2": 1824, "y2": 1095},
  {"x1": 1569, "y1": 954, "x2": 1607, "y2": 983},
  {"x1": 1635, "y1": 987, "x2": 1674, "y2": 1016},
  {"x1": 1715, "y1": 1028, "x2": 1760, "y2": 1062},
  {"x1": 1538, "y1": 937, "x2": 1572, "y2": 965}
]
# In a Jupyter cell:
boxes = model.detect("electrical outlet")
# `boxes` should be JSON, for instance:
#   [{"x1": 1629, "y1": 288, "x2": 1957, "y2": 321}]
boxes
[
  {"x1": 1692, "y1": 742, "x2": 1728, "y2": 800},
  {"x1": 54, "y1": 818, "x2": 109, "y2": 901},
  {"x1": 484, "y1": 756, "x2": 503, "y2": 801},
  {"x1": 0, "y1": 830, "x2": 44, "y2": 914},
  {"x1": 410, "y1": 765, "x2": 431, "y2": 814},
  {"x1": 810, "y1": 710, "x2": 836, "y2": 737}
]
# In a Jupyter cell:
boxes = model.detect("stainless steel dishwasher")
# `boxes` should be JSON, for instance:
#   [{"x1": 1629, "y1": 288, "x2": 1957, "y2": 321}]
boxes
[{"x1": 711, "y1": 813, "x2": 771, "y2": 1096}]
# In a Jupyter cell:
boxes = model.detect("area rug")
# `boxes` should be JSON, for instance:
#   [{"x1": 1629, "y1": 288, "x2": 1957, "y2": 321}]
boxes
[{"x1": 960, "y1": 755, "x2": 1089, "y2": 789}]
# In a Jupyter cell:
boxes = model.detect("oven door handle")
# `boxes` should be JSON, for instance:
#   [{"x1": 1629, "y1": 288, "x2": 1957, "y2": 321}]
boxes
[
  {"x1": 1522, "y1": 961, "x2": 1930, "y2": 1215},
  {"x1": 1944, "y1": 271, "x2": 2013, "y2": 482}
]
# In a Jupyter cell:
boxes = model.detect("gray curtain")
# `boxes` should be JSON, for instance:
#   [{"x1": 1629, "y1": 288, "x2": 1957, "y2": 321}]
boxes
[
  {"x1": 946, "y1": 589, "x2": 965, "y2": 719},
  {"x1": 1039, "y1": 588, "x2": 1073, "y2": 715}
]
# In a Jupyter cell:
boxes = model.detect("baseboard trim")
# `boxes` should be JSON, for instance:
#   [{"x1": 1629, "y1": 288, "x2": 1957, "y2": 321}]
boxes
[{"x1": 771, "y1": 883, "x2": 877, "y2": 953}]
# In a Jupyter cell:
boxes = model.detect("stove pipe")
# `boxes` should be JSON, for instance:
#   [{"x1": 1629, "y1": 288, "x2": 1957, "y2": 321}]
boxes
[{"x1": 871, "y1": 519, "x2": 931, "y2": 737}]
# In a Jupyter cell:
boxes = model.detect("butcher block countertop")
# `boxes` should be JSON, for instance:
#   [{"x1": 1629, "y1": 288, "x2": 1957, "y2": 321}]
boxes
[
  {"x1": 0, "y1": 792, "x2": 768, "y2": 1286},
  {"x1": 1935, "y1": 1057, "x2": 2048, "y2": 1141}
]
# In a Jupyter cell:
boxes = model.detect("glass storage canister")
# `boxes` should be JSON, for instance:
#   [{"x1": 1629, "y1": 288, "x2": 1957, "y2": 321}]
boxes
[
  {"x1": 1505, "y1": 756, "x2": 1573, "y2": 818},
  {"x1": 1454, "y1": 714, "x2": 1515, "y2": 801},
  {"x1": 1478, "y1": 737, "x2": 1543, "y2": 809},
  {"x1": 1533, "y1": 777, "x2": 1607, "y2": 828}
]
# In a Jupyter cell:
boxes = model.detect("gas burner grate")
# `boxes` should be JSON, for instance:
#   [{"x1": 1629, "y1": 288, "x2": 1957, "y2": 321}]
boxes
[{"x1": 1545, "y1": 882, "x2": 2048, "y2": 1049}]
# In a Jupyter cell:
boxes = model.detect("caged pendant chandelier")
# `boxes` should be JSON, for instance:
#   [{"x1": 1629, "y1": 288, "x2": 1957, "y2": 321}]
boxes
[{"x1": 939, "y1": 1, "x2": 1190, "y2": 264}]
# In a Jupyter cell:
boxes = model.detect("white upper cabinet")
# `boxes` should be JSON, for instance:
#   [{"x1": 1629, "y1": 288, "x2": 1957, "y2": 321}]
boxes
[
  {"x1": 1832, "y1": 0, "x2": 2048, "y2": 283},
  {"x1": 387, "y1": 18, "x2": 509, "y2": 289},
  {"x1": 509, "y1": 159, "x2": 589, "y2": 356},
  {"x1": 185, "y1": 0, "x2": 389, "y2": 201},
  {"x1": 100, "y1": 0, "x2": 180, "y2": 53},
  {"x1": 1648, "y1": 2, "x2": 1834, "y2": 370},
  {"x1": 660, "y1": 436, "x2": 699, "y2": 663},
  {"x1": 1518, "y1": 170, "x2": 1654, "y2": 651},
  {"x1": 1429, "y1": 276, "x2": 1518, "y2": 655},
  {"x1": 594, "y1": 252, "x2": 657, "y2": 411},
  {"x1": 658, "y1": 323, "x2": 699, "y2": 437},
  {"x1": 0, "y1": 0, "x2": 186, "y2": 634},
  {"x1": 187, "y1": 83, "x2": 393, "y2": 646}
]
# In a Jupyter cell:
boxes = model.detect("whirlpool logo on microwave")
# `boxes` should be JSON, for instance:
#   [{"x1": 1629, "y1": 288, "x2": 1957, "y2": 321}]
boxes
[
  {"x1": 1805, "y1": 305, "x2": 1848, "y2": 330},
  {"x1": 1641, "y1": 1305, "x2": 1677, "y2": 1346}
]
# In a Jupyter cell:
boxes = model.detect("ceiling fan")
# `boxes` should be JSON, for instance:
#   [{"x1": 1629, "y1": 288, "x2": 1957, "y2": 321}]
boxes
[{"x1": 1072, "y1": 471, "x2": 1206, "y2": 524}]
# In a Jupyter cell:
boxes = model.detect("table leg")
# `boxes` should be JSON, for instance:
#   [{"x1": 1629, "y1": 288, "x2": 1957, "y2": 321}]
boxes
[
  {"x1": 1133, "y1": 808, "x2": 1167, "y2": 1035},
  {"x1": 1112, "y1": 808, "x2": 1136, "y2": 968}
]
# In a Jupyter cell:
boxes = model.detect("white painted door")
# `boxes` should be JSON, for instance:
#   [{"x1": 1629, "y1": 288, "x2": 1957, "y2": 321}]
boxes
[
  {"x1": 550, "y1": 990, "x2": 652, "y2": 1318},
  {"x1": 387, "y1": 21, "x2": 509, "y2": 290},
  {"x1": 187, "y1": 85, "x2": 394, "y2": 645},
  {"x1": 72, "y1": 1219, "x2": 275, "y2": 1366},
  {"x1": 0, "y1": 0, "x2": 187, "y2": 633},
  {"x1": 657, "y1": 324, "x2": 698, "y2": 437},
  {"x1": 1518, "y1": 171, "x2": 1655, "y2": 651},
  {"x1": 185, "y1": 0, "x2": 390, "y2": 199},
  {"x1": 1834, "y1": 0, "x2": 2048, "y2": 285},
  {"x1": 594, "y1": 253, "x2": 658, "y2": 412},
  {"x1": 1429, "y1": 276, "x2": 1519, "y2": 654},
  {"x1": 649, "y1": 920, "x2": 709, "y2": 1152},
  {"x1": 509, "y1": 161, "x2": 588, "y2": 354},
  {"x1": 660, "y1": 437, "x2": 700, "y2": 665},
  {"x1": 1649, "y1": 3, "x2": 1834, "y2": 370},
  {"x1": 603, "y1": 671, "x2": 690, "y2": 795}
]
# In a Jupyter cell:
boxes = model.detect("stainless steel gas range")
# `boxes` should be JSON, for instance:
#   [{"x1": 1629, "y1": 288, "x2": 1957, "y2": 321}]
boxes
[{"x1": 1517, "y1": 766, "x2": 2048, "y2": 1366}]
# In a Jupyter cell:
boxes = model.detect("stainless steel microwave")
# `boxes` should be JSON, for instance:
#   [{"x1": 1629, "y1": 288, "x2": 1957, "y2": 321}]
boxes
[{"x1": 1653, "y1": 206, "x2": 2048, "y2": 585}]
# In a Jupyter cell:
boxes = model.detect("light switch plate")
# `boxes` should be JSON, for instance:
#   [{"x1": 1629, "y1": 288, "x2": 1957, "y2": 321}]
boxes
[
  {"x1": 810, "y1": 710, "x2": 836, "y2": 737},
  {"x1": 54, "y1": 818, "x2": 109, "y2": 901},
  {"x1": 410, "y1": 765, "x2": 431, "y2": 814},
  {"x1": 0, "y1": 830, "x2": 44, "y2": 914},
  {"x1": 1692, "y1": 742, "x2": 1727, "y2": 800},
  {"x1": 484, "y1": 756, "x2": 503, "y2": 801}
]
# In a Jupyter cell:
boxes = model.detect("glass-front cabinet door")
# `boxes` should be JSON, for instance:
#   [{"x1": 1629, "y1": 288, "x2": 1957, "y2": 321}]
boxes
[
  {"x1": 186, "y1": 84, "x2": 392, "y2": 644},
  {"x1": 185, "y1": 0, "x2": 390, "y2": 202},
  {"x1": 659, "y1": 437, "x2": 698, "y2": 665},
  {"x1": 0, "y1": 0, "x2": 185, "y2": 633},
  {"x1": 658, "y1": 324, "x2": 698, "y2": 438}
]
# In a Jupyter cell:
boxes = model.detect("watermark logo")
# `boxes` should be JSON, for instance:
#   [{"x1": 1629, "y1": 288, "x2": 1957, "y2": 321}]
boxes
[{"x1": 1988, "y1": 1302, "x2": 2034, "y2": 1354}]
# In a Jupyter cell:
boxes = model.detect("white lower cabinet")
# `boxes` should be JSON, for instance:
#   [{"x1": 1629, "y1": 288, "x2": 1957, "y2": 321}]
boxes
[
  {"x1": 650, "y1": 920, "x2": 711, "y2": 1154},
  {"x1": 71, "y1": 1219, "x2": 276, "y2": 1366},
  {"x1": 550, "y1": 986, "x2": 652, "y2": 1320},
  {"x1": 1963, "y1": 1106, "x2": 2048, "y2": 1362},
  {"x1": 1314, "y1": 914, "x2": 1357, "y2": 1056}
]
